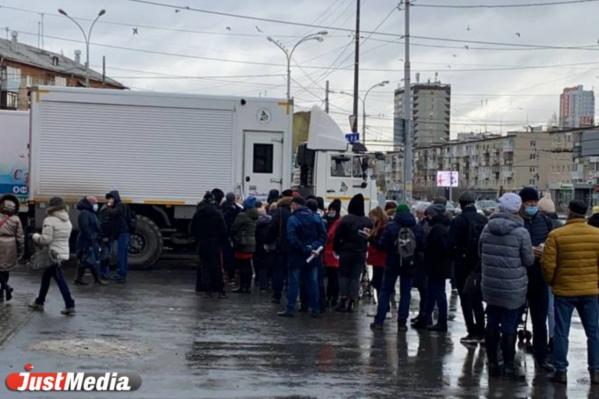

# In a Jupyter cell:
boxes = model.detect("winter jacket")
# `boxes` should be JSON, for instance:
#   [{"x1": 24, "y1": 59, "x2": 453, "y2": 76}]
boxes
[
  {"x1": 522, "y1": 211, "x2": 553, "y2": 284},
  {"x1": 287, "y1": 206, "x2": 327, "y2": 268},
  {"x1": 424, "y1": 214, "x2": 452, "y2": 279},
  {"x1": 449, "y1": 206, "x2": 488, "y2": 270},
  {"x1": 323, "y1": 218, "x2": 341, "y2": 268},
  {"x1": 0, "y1": 213, "x2": 24, "y2": 271},
  {"x1": 102, "y1": 191, "x2": 131, "y2": 238},
  {"x1": 542, "y1": 218, "x2": 599, "y2": 297},
  {"x1": 267, "y1": 197, "x2": 292, "y2": 253},
  {"x1": 255, "y1": 214, "x2": 273, "y2": 259},
  {"x1": 230, "y1": 208, "x2": 259, "y2": 253},
  {"x1": 480, "y1": 212, "x2": 535, "y2": 310},
  {"x1": 76, "y1": 197, "x2": 101, "y2": 259},
  {"x1": 222, "y1": 201, "x2": 242, "y2": 233},
  {"x1": 191, "y1": 201, "x2": 228, "y2": 251},
  {"x1": 367, "y1": 237, "x2": 387, "y2": 267},
  {"x1": 379, "y1": 212, "x2": 425, "y2": 276},
  {"x1": 333, "y1": 214, "x2": 373, "y2": 254},
  {"x1": 33, "y1": 210, "x2": 73, "y2": 262}
]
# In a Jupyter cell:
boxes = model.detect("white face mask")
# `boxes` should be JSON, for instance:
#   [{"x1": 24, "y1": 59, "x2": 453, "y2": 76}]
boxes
[{"x1": 92, "y1": 204, "x2": 99, "y2": 212}]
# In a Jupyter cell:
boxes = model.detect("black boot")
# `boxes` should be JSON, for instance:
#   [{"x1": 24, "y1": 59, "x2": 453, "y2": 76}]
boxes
[
  {"x1": 0, "y1": 287, "x2": 4, "y2": 303},
  {"x1": 90, "y1": 268, "x2": 108, "y2": 285},
  {"x1": 74, "y1": 267, "x2": 88, "y2": 285},
  {"x1": 502, "y1": 334, "x2": 525, "y2": 382},
  {"x1": 5, "y1": 285, "x2": 12, "y2": 301},
  {"x1": 335, "y1": 298, "x2": 347, "y2": 312},
  {"x1": 486, "y1": 330, "x2": 502, "y2": 377},
  {"x1": 346, "y1": 299, "x2": 355, "y2": 313}
]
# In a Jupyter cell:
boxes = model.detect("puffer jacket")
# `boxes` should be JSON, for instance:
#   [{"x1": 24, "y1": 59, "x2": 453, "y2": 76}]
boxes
[
  {"x1": 287, "y1": 206, "x2": 327, "y2": 267},
  {"x1": 542, "y1": 218, "x2": 599, "y2": 297},
  {"x1": 33, "y1": 210, "x2": 73, "y2": 261},
  {"x1": 230, "y1": 208, "x2": 259, "y2": 253},
  {"x1": 0, "y1": 213, "x2": 24, "y2": 271},
  {"x1": 333, "y1": 214, "x2": 373, "y2": 254},
  {"x1": 480, "y1": 212, "x2": 535, "y2": 310}
]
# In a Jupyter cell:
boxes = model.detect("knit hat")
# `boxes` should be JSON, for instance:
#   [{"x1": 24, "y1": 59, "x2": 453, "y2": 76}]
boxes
[
  {"x1": 397, "y1": 204, "x2": 410, "y2": 214},
  {"x1": 426, "y1": 203, "x2": 446, "y2": 217},
  {"x1": 519, "y1": 187, "x2": 539, "y2": 203},
  {"x1": 328, "y1": 199, "x2": 342, "y2": 214},
  {"x1": 538, "y1": 196, "x2": 556, "y2": 214},
  {"x1": 281, "y1": 189, "x2": 293, "y2": 198},
  {"x1": 498, "y1": 193, "x2": 521, "y2": 214},
  {"x1": 414, "y1": 202, "x2": 430, "y2": 214},
  {"x1": 347, "y1": 194, "x2": 365, "y2": 217},
  {"x1": 243, "y1": 196, "x2": 257, "y2": 210},
  {"x1": 569, "y1": 200, "x2": 587, "y2": 215},
  {"x1": 225, "y1": 192, "x2": 236, "y2": 203},
  {"x1": 47, "y1": 196, "x2": 66, "y2": 213},
  {"x1": 593, "y1": 205, "x2": 599, "y2": 215},
  {"x1": 459, "y1": 191, "x2": 476, "y2": 205}
]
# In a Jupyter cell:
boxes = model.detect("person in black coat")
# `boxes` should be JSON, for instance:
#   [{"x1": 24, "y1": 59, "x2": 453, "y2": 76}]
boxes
[
  {"x1": 417, "y1": 204, "x2": 452, "y2": 332},
  {"x1": 334, "y1": 194, "x2": 373, "y2": 313},
  {"x1": 103, "y1": 190, "x2": 134, "y2": 283},
  {"x1": 74, "y1": 196, "x2": 106, "y2": 286},
  {"x1": 222, "y1": 192, "x2": 242, "y2": 282},
  {"x1": 267, "y1": 195, "x2": 293, "y2": 304},
  {"x1": 449, "y1": 191, "x2": 488, "y2": 343},
  {"x1": 191, "y1": 191, "x2": 228, "y2": 298}
]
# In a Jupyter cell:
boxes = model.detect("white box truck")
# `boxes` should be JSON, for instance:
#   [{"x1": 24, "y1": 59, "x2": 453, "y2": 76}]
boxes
[
  {"x1": 0, "y1": 110, "x2": 29, "y2": 201},
  {"x1": 29, "y1": 86, "x2": 292, "y2": 267}
]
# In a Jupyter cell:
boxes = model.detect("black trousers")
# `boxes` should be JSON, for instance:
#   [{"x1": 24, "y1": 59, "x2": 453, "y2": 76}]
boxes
[
  {"x1": 237, "y1": 258, "x2": 253, "y2": 291},
  {"x1": 326, "y1": 267, "x2": 339, "y2": 304},
  {"x1": 527, "y1": 264, "x2": 549, "y2": 361},
  {"x1": 0, "y1": 271, "x2": 9, "y2": 291},
  {"x1": 371, "y1": 267, "x2": 384, "y2": 294},
  {"x1": 455, "y1": 263, "x2": 485, "y2": 336},
  {"x1": 272, "y1": 253, "x2": 288, "y2": 301}
]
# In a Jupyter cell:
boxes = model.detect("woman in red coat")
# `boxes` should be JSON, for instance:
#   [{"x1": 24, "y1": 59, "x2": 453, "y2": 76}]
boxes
[
  {"x1": 323, "y1": 199, "x2": 342, "y2": 307},
  {"x1": 367, "y1": 207, "x2": 388, "y2": 298}
]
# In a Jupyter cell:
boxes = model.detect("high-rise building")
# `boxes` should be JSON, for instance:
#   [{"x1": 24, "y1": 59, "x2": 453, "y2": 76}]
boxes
[
  {"x1": 559, "y1": 85, "x2": 594, "y2": 128},
  {"x1": 394, "y1": 80, "x2": 451, "y2": 148}
]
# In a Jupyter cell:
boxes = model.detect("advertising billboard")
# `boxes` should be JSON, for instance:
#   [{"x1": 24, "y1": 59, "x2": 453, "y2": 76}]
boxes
[
  {"x1": 0, "y1": 111, "x2": 29, "y2": 199},
  {"x1": 436, "y1": 171, "x2": 459, "y2": 188}
]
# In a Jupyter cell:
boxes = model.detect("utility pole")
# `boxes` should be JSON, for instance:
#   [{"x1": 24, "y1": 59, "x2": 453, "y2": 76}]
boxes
[
  {"x1": 402, "y1": 0, "x2": 413, "y2": 203},
  {"x1": 325, "y1": 80, "x2": 330, "y2": 114},
  {"x1": 352, "y1": 0, "x2": 360, "y2": 134}
]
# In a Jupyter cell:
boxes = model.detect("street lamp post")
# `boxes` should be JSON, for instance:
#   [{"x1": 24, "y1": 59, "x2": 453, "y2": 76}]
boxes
[
  {"x1": 341, "y1": 79, "x2": 389, "y2": 144},
  {"x1": 267, "y1": 31, "x2": 327, "y2": 101},
  {"x1": 58, "y1": 8, "x2": 106, "y2": 88}
]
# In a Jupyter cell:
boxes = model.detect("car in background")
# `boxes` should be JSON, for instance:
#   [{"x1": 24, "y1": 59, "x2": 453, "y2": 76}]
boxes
[{"x1": 476, "y1": 199, "x2": 498, "y2": 217}]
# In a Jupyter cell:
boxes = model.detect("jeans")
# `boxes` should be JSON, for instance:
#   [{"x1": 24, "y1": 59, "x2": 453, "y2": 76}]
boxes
[
  {"x1": 553, "y1": 295, "x2": 599, "y2": 372},
  {"x1": 424, "y1": 277, "x2": 447, "y2": 325},
  {"x1": 117, "y1": 233, "x2": 130, "y2": 279},
  {"x1": 527, "y1": 265, "x2": 549, "y2": 361},
  {"x1": 286, "y1": 264, "x2": 319, "y2": 314},
  {"x1": 35, "y1": 264, "x2": 75, "y2": 308},
  {"x1": 374, "y1": 264, "x2": 413, "y2": 325},
  {"x1": 272, "y1": 252, "x2": 288, "y2": 301},
  {"x1": 455, "y1": 264, "x2": 485, "y2": 336},
  {"x1": 547, "y1": 287, "x2": 555, "y2": 339}
]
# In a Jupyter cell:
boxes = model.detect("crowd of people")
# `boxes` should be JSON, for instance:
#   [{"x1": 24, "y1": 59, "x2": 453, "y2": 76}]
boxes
[
  {"x1": 0, "y1": 190, "x2": 136, "y2": 315},
  {"x1": 190, "y1": 186, "x2": 599, "y2": 386},
  {"x1": 2, "y1": 184, "x2": 599, "y2": 386}
]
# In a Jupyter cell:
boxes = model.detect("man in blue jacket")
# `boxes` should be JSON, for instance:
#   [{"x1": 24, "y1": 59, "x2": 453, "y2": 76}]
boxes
[
  {"x1": 278, "y1": 197, "x2": 327, "y2": 318},
  {"x1": 519, "y1": 186, "x2": 554, "y2": 371},
  {"x1": 370, "y1": 204, "x2": 424, "y2": 332}
]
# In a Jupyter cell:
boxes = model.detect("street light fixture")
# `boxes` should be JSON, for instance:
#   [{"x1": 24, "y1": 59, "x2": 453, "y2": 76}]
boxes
[
  {"x1": 340, "y1": 80, "x2": 390, "y2": 144},
  {"x1": 267, "y1": 31, "x2": 327, "y2": 102},
  {"x1": 58, "y1": 8, "x2": 106, "y2": 87}
]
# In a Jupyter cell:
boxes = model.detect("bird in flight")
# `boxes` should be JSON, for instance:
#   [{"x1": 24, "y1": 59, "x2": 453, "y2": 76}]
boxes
[
  {"x1": 515, "y1": 32, "x2": 521, "y2": 38},
  {"x1": 132, "y1": 28, "x2": 138, "y2": 35}
]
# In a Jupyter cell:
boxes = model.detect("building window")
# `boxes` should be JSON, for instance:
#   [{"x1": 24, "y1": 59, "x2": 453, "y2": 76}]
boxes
[
  {"x1": 530, "y1": 153, "x2": 536, "y2": 160},
  {"x1": 530, "y1": 179, "x2": 536, "y2": 185},
  {"x1": 530, "y1": 140, "x2": 536, "y2": 147},
  {"x1": 54, "y1": 76, "x2": 67, "y2": 87}
]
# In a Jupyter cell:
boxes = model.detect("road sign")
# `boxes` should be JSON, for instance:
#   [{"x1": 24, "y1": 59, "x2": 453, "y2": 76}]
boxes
[
  {"x1": 345, "y1": 132, "x2": 360, "y2": 144},
  {"x1": 349, "y1": 115, "x2": 357, "y2": 132}
]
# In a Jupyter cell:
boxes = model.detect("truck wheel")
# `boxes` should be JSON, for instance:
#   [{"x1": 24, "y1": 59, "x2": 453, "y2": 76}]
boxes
[{"x1": 128, "y1": 215, "x2": 163, "y2": 269}]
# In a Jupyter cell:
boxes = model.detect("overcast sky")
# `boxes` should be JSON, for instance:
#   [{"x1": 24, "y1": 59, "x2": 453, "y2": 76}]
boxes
[{"x1": 2, "y1": 0, "x2": 599, "y2": 147}]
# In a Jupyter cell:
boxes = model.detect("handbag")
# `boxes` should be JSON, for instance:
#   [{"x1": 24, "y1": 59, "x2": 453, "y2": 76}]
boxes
[{"x1": 28, "y1": 244, "x2": 59, "y2": 271}]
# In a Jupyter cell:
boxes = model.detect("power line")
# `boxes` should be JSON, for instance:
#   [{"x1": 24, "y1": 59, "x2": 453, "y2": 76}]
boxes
[{"x1": 413, "y1": 0, "x2": 599, "y2": 8}]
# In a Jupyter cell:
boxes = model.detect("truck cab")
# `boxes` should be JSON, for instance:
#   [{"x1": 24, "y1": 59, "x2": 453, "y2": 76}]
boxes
[{"x1": 296, "y1": 107, "x2": 378, "y2": 210}]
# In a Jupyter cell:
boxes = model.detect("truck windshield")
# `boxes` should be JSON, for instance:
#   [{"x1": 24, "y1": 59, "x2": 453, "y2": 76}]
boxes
[{"x1": 331, "y1": 156, "x2": 351, "y2": 177}]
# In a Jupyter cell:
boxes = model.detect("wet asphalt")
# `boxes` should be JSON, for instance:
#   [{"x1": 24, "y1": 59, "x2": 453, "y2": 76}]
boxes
[{"x1": 0, "y1": 263, "x2": 597, "y2": 399}]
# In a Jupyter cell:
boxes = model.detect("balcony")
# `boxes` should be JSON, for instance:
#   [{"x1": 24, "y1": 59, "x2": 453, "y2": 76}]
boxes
[
  {"x1": 503, "y1": 170, "x2": 513, "y2": 178},
  {"x1": 502, "y1": 143, "x2": 514, "y2": 153}
]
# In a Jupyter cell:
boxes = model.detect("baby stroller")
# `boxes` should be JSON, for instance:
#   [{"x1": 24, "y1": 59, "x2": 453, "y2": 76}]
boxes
[{"x1": 517, "y1": 304, "x2": 533, "y2": 350}]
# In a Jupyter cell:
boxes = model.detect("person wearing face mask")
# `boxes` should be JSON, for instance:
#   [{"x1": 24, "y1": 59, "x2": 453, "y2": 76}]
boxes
[
  {"x1": 519, "y1": 186, "x2": 554, "y2": 372},
  {"x1": 74, "y1": 196, "x2": 107, "y2": 286}
]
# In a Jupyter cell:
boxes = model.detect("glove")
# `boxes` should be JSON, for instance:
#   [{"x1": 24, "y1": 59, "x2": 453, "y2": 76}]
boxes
[{"x1": 32, "y1": 233, "x2": 41, "y2": 242}]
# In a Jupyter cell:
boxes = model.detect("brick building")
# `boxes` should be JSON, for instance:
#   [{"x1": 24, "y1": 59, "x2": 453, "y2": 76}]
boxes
[{"x1": 0, "y1": 32, "x2": 124, "y2": 110}]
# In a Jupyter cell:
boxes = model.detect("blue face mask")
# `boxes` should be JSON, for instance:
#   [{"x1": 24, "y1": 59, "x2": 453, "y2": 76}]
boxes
[{"x1": 524, "y1": 206, "x2": 538, "y2": 217}]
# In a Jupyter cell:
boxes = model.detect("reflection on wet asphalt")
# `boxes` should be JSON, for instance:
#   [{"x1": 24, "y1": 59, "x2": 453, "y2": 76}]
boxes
[{"x1": 0, "y1": 268, "x2": 598, "y2": 398}]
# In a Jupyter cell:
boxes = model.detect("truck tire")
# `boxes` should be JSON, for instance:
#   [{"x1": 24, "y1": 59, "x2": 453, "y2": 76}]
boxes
[{"x1": 128, "y1": 215, "x2": 163, "y2": 269}]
